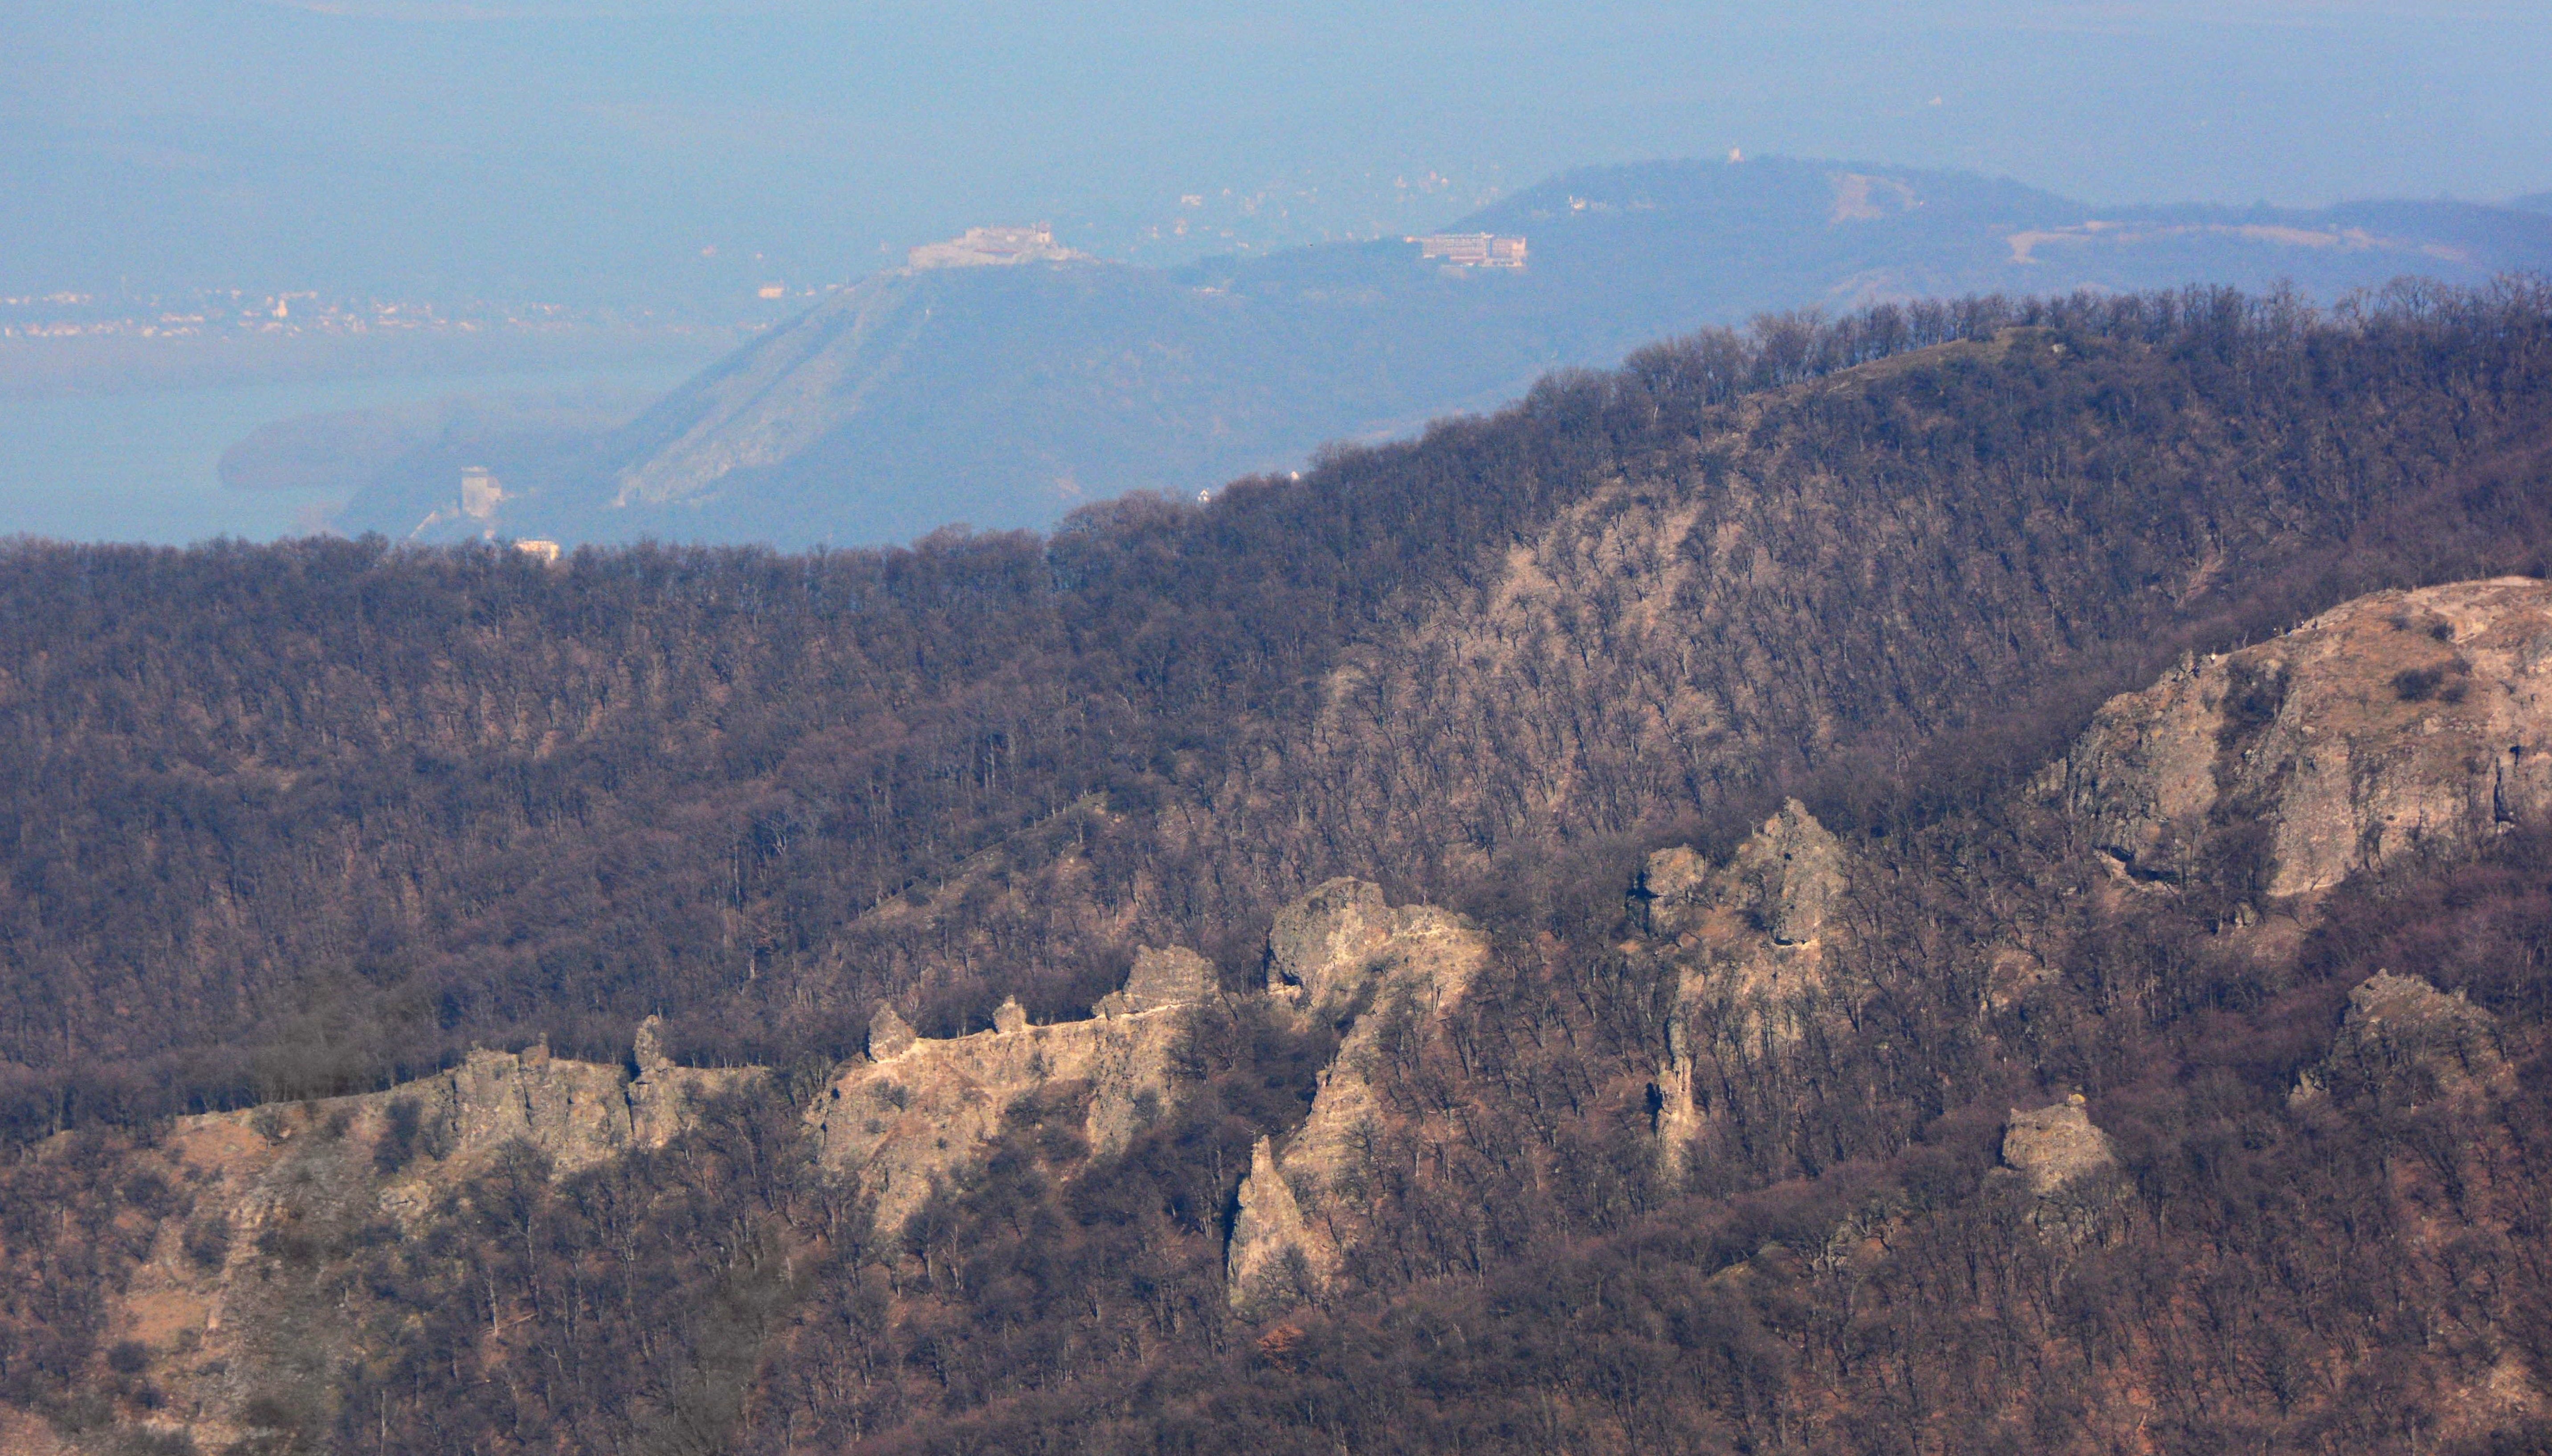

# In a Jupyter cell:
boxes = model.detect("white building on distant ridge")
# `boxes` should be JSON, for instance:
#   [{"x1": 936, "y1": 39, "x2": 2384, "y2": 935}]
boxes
[
  {"x1": 907, "y1": 225, "x2": 1087, "y2": 270},
  {"x1": 1408, "y1": 233, "x2": 1528, "y2": 268}
]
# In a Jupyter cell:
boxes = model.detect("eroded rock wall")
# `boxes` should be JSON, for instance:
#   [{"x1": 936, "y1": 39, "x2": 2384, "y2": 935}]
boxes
[
  {"x1": 808, "y1": 952, "x2": 1217, "y2": 1234},
  {"x1": 1228, "y1": 880, "x2": 1491, "y2": 1310},
  {"x1": 69, "y1": 1028, "x2": 754, "y2": 1453},
  {"x1": 2055, "y1": 578, "x2": 2552, "y2": 899},
  {"x1": 1640, "y1": 802, "x2": 1854, "y2": 1181},
  {"x1": 2296, "y1": 971, "x2": 2510, "y2": 1107}
]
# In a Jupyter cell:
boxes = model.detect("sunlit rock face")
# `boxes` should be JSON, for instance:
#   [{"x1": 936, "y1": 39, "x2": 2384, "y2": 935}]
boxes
[
  {"x1": 2001, "y1": 1096, "x2": 2119, "y2": 1199},
  {"x1": 2055, "y1": 578, "x2": 2552, "y2": 899},
  {"x1": 808, "y1": 952, "x2": 1218, "y2": 1235},
  {"x1": 75, "y1": 1025, "x2": 754, "y2": 1453},
  {"x1": 1639, "y1": 801, "x2": 1854, "y2": 1181},
  {"x1": 1228, "y1": 879, "x2": 1491, "y2": 1310}
]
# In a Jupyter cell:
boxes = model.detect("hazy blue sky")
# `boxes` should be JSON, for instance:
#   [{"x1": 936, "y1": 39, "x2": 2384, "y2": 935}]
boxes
[{"x1": 8, "y1": 0, "x2": 2550, "y2": 301}]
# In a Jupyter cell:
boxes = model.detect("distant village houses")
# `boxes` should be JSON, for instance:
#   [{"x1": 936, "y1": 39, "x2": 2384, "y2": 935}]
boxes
[
  {"x1": 908, "y1": 225, "x2": 1087, "y2": 270},
  {"x1": 1410, "y1": 233, "x2": 1528, "y2": 268}
]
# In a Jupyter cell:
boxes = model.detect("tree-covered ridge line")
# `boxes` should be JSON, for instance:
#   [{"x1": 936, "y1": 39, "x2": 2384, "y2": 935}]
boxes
[{"x1": 2, "y1": 280, "x2": 2550, "y2": 1144}]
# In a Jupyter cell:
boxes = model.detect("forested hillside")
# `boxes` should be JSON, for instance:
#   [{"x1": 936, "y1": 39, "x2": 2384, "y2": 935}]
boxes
[{"x1": 10, "y1": 280, "x2": 2552, "y2": 1454}]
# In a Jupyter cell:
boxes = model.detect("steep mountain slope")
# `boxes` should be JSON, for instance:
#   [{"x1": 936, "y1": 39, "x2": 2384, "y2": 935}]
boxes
[
  {"x1": 15, "y1": 285, "x2": 2552, "y2": 1138},
  {"x1": 20, "y1": 580, "x2": 2552, "y2": 1454},
  {"x1": 13, "y1": 283, "x2": 2552, "y2": 1453},
  {"x1": 336, "y1": 158, "x2": 2552, "y2": 548}
]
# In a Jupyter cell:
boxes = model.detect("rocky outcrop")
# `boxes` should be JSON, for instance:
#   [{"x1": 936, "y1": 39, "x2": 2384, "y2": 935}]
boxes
[
  {"x1": 2054, "y1": 578, "x2": 2552, "y2": 899},
  {"x1": 809, "y1": 953, "x2": 1220, "y2": 1234},
  {"x1": 2001, "y1": 1095, "x2": 2122, "y2": 1244},
  {"x1": 73, "y1": 1026, "x2": 754, "y2": 1453},
  {"x1": 1641, "y1": 799, "x2": 1847, "y2": 948},
  {"x1": 1640, "y1": 802, "x2": 1852, "y2": 1180},
  {"x1": 2002, "y1": 1096, "x2": 2119, "y2": 1197},
  {"x1": 1224, "y1": 1136, "x2": 1333, "y2": 1310},
  {"x1": 1228, "y1": 881, "x2": 1491, "y2": 1310},
  {"x1": 402, "y1": 1025, "x2": 754, "y2": 1179},
  {"x1": 868, "y1": 1003, "x2": 920, "y2": 1061},
  {"x1": 1097, "y1": 945, "x2": 1220, "y2": 1017},
  {"x1": 2295, "y1": 971, "x2": 2509, "y2": 1107}
]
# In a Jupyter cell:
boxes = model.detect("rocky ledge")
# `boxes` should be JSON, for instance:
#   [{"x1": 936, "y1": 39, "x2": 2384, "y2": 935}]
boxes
[{"x1": 2052, "y1": 577, "x2": 2552, "y2": 900}]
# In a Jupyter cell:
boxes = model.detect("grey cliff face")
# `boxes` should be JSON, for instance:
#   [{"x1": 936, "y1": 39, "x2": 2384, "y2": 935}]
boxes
[
  {"x1": 1641, "y1": 802, "x2": 1854, "y2": 1181},
  {"x1": 2055, "y1": 578, "x2": 2552, "y2": 899},
  {"x1": 809, "y1": 955, "x2": 1219, "y2": 1235},
  {"x1": 1228, "y1": 882, "x2": 1491, "y2": 1311}
]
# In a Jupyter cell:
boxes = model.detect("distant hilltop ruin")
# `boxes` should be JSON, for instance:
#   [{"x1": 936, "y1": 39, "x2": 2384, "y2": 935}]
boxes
[
  {"x1": 908, "y1": 224, "x2": 1088, "y2": 270},
  {"x1": 1410, "y1": 232, "x2": 1527, "y2": 268}
]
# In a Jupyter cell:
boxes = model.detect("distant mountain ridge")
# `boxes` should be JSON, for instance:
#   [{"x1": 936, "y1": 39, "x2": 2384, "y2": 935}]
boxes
[{"x1": 336, "y1": 156, "x2": 2552, "y2": 548}]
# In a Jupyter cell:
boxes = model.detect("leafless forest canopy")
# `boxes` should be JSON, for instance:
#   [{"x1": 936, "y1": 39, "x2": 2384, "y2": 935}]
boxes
[{"x1": 9, "y1": 281, "x2": 2552, "y2": 1452}]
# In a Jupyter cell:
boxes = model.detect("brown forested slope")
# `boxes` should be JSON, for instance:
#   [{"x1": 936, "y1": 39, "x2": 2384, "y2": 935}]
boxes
[
  {"x1": 5, "y1": 284, "x2": 2552, "y2": 1140},
  {"x1": 15, "y1": 585, "x2": 2552, "y2": 1456},
  {"x1": 8, "y1": 285, "x2": 2552, "y2": 1454}
]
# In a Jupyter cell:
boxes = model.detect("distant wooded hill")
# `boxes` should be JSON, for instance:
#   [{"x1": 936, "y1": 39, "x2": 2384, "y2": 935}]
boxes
[{"x1": 330, "y1": 157, "x2": 2552, "y2": 549}]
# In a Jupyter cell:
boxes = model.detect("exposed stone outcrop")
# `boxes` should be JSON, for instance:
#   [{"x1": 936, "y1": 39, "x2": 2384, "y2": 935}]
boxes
[
  {"x1": 868, "y1": 1003, "x2": 919, "y2": 1060},
  {"x1": 77, "y1": 1025, "x2": 753, "y2": 1452},
  {"x1": 1228, "y1": 880, "x2": 1490, "y2": 1310},
  {"x1": 1641, "y1": 799, "x2": 1847, "y2": 948},
  {"x1": 2002, "y1": 1096, "x2": 2119, "y2": 1197},
  {"x1": 2054, "y1": 578, "x2": 2552, "y2": 899},
  {"x1": 1640, "y1": 802, "x2": 1853, "y2": 1180},
  {"x1": 363, "y1": 1028, "x2": 757, "y2": 1200},
  {"x1": 1224, "y1": 1136, "x2": 1333, "y2": 1310},
  {"x1": 2295, "y1": 971, "x2": 2509, "y2": 1107},
  {"x1": 2001, "y1": 1095, "x2": 2122, "y2": 1244},
  {"x1": 1096, "y1": 945, "x2": 1219, "y2": 1017},
  {"x1": 810, "y1": 959, "x2": 1220, "y2": 1234}
]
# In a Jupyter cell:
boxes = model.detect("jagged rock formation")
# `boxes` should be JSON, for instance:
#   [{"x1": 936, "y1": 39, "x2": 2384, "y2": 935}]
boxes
[
  {"x1": 2295, "y1": 971, "x2": 2509, "y2": 1107},
  {"x1": 1640, "y1": 802, "x2": 1852, "y2": 1179},
  {"x1": 71, "y1": 1027, "x2": 753, "y2": 1452},
  {"x1": 2054, "y1": 578, "x2": 2552, "y2": 899},
  {"x1": 1641, "y1": 799, "x2": 1847, "y2": 948},
  {"x1": 1227, "y1": 881, "x2": 1490, "y2": 1310},
  {"x1": 1225, "y1": 1136, "x2": 1332, "y2": 1310},
  {"x1": 809, "y1": 880, "x2": 1489, "y2": 1307},
  {"x1": 364, "y1": 1025, "x2": 757, "y2": 1206},
  {"x1": 809, "y1": 953, "x2": 1220, "y2": 1233},
  {"x1": 868, "y1": 1003, "x2": 919, "y2": 1061}
]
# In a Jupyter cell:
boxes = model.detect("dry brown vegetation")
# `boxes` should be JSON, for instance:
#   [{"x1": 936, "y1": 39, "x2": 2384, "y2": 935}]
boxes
[{"x1": 7, "y1": 282, "x2": 2552, "y2": 1452}]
